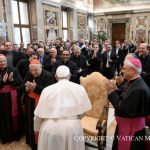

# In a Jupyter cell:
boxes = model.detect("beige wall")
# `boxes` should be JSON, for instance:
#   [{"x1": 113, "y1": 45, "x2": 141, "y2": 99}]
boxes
[
  {"x1": 1, "y1": 0, "x2": 150, "y2": 43},
  {"x1": 42, "y1": 4, "x2": 61, "y2": 42},
  {"x1": 0, "y1": 0, "x2": 6, "y2": 42},
  {"x1": 94, "y1": 12, "x2": 150, "y2": 43},
  {"x1": 77, "y1": 12, "x2": 88, "y2": 40},
  {"x1": 41, "y1": 0, "x2": 90, "y2": 41}
]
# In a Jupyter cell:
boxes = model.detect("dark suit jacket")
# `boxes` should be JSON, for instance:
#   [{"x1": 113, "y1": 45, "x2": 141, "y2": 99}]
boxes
[
  {"x1": 102, "y1": 50, "x2": 117, "y2": 79},
  {"x1": 52, "y1": 59, "x2": 77, "y2": 82},
  {"x1": 139, "y1": 52, "x2": 150, "y2": 88},
  {"x1": 113, "y1": 48, "x2": 123, "y2": 64},
  {"x1": 0, "y1": 50, "x2": 22, "y2": 67},
  {"x1": 70, "y1": 55, "x2": 87, "y2": 77},
  {"x1": 102, "y1": 50, "x2": 117, "y2": 70}
]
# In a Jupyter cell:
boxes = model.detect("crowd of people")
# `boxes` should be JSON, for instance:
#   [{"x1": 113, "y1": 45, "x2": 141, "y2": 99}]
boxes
[{"x1": 0, "y1": 37, "x2": 150, "y2": 150}]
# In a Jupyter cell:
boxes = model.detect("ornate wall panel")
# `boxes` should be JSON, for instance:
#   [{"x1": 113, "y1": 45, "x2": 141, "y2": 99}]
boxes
[
  {"x1": 0, "y1": 0, "x2": 7, "y2": 41},
  {"x1": 29, "y1": 0, "x2": 37, "y2": 41},
  {"x1": 68, "y1": 10, "x2": 74, "y2": 41},
  {"x1": 130, "y1": 13, "x2": 150, "y2": 44},
  {"x1": 94, "y1": 12, "x2": 150, "y2": 44},
  {"x1": 43, "y1": 5, "x2": 60, "y2": 41},
  {"x1": 77, "y1": 12, "x2": 87, "y2": 39},
  {"x1": 0, "y1": 0, "x2": 4, "y2": 20}
]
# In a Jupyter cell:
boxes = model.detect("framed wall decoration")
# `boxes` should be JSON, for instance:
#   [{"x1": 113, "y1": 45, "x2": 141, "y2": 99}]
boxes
[
  {"x1": 46, "y1": 28, "x2": 57, "y2": 41},
  {"x1": 45, "y1": 10, "x2": 57, "y2": 26},
  {"x1": 0, "y1": 20, "x2": 7, "y2": 41},
  {"x1": 43, "y1": 5, "x2": 60, "y2": 42}
]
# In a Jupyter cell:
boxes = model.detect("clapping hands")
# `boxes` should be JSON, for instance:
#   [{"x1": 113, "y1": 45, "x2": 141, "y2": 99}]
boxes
[
  {"x1": 3, "y1": 72, "x2": 13, "y2": 82},
  {"x1": 25, "y1": 80, "x2": 36, "y2": 91}
]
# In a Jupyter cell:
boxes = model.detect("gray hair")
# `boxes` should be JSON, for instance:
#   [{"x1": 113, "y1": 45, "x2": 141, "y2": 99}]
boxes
[
  {"x1": 73, "y1": 46, "x2": 81, "y2": 53},
  {"x1": 124, "y1": 59, "x2": 142, "y2": 74}
]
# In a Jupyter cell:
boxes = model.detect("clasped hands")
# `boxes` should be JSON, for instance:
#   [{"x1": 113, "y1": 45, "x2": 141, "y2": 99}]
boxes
[{"x1": 25, "y1": 80, "x2": 36, "y2": 92}]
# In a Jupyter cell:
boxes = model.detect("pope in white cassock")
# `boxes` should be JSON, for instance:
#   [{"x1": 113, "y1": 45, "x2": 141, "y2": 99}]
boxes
[{"x1": 34, "y1": 65, "x2": 92, "y2": 150}]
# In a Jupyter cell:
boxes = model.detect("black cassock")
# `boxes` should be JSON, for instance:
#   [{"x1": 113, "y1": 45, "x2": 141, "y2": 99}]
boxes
[
  {"x1": 108, "y1": 77, "x2": 150, "y2": 150},
  {"x1": 0, "y1": 66, "x2": 23, "y2": 143},
  {"x1": 52, "y1": 59, "x2": 77, "y2": 83},
  {"x1": 23, "y1": 69, "x2": 54, "y2": 150}
]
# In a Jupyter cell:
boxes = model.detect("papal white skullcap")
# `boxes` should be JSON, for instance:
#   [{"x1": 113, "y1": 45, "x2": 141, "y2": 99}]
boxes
[{"x1": 56, "y1": 65, "x2": 70, "y2": 77}]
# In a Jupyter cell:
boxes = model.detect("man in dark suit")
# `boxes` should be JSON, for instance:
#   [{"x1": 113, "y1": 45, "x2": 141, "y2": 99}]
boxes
[
  {"x1": 113, "y1": 41, "x2": 123, "y2": 75},
  {"x1": 70, "y1": 46, "x2": 87, "y2": 83},
  {"x1": 0, "y1": 41, "x2": 22, "y2": 67},
  {"x1": 102, "y1": 43, "x2": 117, "y2": 79},
  {"x1": 52, "y1": 49, "x2": 77, "y2": 82},
  {"x1": 138, "y1": 43, "x2": 150, "y2": 88},
  {"x1": 43, "y1": 47, "x2": 59, "y2": 73}
]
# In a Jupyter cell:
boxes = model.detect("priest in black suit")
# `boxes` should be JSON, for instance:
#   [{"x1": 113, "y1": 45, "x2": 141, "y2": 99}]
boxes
[{"x1": 52, "y1": 49, "x2": 77, "y2": 83}]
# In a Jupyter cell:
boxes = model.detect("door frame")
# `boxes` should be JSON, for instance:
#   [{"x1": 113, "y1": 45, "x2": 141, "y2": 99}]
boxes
[{"x1": 107, "y1": 18, "x2": 130, "y2": 43}]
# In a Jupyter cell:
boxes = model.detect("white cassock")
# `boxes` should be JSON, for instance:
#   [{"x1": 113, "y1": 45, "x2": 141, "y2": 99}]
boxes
[{"x1": 34, "y1": 79, "x2": 92, "y2": 150}]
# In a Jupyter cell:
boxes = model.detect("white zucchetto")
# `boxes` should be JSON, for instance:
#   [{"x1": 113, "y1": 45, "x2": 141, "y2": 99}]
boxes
[{"x1": 56, "y1": 65, "x2": 70, "y2": 78}]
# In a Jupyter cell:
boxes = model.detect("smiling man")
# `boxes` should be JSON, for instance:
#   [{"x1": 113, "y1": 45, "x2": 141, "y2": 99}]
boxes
[
  {"x1": 104, "y1": 57, "x2": 150, "y2": 150},
  {"x1": 23, "y1": 59, "x2": 54, "y2": 150},
  {"x1": 52, "y1": 49, "x2": 77, "y2": 82},
  {"x1": 0, "y1": 54, "x2": 23, "y2": 144}
]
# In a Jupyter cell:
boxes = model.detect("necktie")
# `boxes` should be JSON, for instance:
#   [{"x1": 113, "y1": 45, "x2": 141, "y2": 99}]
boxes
[
  {"x1": 39, "y1": 56, "x2": 42, "y2": 64},
  {"x1": 106, "y1": 52, "x2": 110, "y2": 68}
]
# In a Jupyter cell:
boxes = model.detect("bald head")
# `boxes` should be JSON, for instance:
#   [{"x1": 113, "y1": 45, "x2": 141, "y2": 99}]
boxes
[{"x1": 0, "y1": 54, "x2": 7, "y2": 69}]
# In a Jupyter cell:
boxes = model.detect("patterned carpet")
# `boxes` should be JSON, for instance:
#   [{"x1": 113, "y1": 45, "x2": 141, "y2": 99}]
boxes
[{"x1": 0, "y1": 137, "x2": 31, "y2": 150}]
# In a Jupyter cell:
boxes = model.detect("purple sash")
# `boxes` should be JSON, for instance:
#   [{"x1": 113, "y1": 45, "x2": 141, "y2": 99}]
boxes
[
  {"x1": 0, "y1": 85, "x2": 18, "y2": 131},
  {"x1": 116, "y1": 116, "x2": 145, "y2": 150}
]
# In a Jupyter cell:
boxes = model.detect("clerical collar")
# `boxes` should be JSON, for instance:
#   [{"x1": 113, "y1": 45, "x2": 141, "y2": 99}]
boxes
[
  {"x1": 62, "y1": 61, "x2": 69, "y2": 65},
  {"x1": 0, "y1": 67, "x2": 7, "y2": 71},
  {"x1": 129, "y1": 76, "x2": 140, "y2": 84}
]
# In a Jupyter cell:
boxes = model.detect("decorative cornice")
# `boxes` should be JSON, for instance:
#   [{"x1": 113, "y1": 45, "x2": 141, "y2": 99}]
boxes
[
  {"x1": 94, "y1": 8, "x2": 150, "y2": 16},
  {"x1": 42, "y1": 0, "x2": 61, "y2": 8}
]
